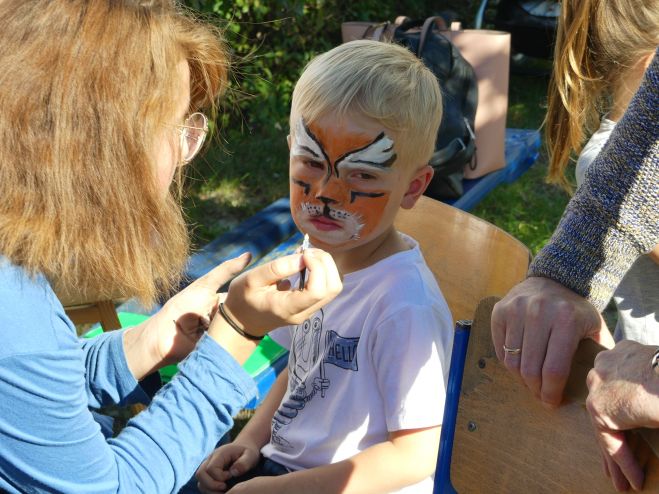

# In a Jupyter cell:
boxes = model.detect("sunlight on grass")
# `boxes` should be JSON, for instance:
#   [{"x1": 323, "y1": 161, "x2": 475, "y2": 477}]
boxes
[
  {"x1": 473, "y1": 154, "x2": 570, "y2": 255},
  {"x1": 199, "y1": 180, "x2": 250, "y2": 208}
]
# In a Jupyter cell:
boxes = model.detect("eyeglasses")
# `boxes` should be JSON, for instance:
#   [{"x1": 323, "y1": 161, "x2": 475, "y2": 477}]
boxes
[{"x1": 175, "y1": 112, "x2": 209, "y2": 164}]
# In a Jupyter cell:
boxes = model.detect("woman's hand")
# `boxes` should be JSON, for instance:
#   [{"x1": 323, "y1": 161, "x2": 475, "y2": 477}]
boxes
[
  {"x1": 123, "y1": 253, "x2": 252, "y2": 380},
  {"x1": 216, "y1": 248, "x2": 342, "y2": 339},
  {"x1": 586, "y1": 340, "x2": 659, "y2": 491},
  {"x1": 491, "y1": 276, "x2": 615, "y2": 407}
]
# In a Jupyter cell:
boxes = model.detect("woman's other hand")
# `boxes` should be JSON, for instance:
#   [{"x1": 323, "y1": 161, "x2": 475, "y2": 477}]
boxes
[
  {"x1": 123, "y1": 253, "x2": 252, "y2": 379},
  {"x1": 586, "y1": 340, "x2": 659, "y2": 491}
]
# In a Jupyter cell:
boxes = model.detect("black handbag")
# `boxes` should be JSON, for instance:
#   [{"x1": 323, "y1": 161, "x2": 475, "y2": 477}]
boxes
[{"x1": 356, "y1": 16, "x2": 479, "y2": 200}]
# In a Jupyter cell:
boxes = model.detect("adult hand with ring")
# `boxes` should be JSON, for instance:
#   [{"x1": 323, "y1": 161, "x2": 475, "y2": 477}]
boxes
[{"x1": 492, "y1": 276, "x2": 615, "y2": 406}]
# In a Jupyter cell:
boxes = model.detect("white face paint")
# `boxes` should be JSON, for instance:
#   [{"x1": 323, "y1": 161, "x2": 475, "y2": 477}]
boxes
[
  {"x1": 334, "y1": 131, "x2": 397, "y2": 172},
  {"x1": 288, "y1": 114, "x2": 406, "y2": 252}
]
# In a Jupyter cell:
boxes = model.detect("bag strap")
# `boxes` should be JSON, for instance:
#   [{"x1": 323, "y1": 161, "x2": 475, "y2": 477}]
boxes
[
  {"x1": 417, "y1": 16, "x2": 448, "y2": 55},
  {"x1": 363, "y1": 21, "x2": 397, "y2": 42}
]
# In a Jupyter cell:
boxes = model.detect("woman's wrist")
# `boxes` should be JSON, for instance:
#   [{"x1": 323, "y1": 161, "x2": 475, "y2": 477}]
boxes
[{"x1": 122, "y1": 319, "x2": 164, "y2": 381}]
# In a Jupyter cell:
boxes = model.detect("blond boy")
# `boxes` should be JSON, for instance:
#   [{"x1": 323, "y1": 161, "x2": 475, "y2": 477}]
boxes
[{"x1": 197, "y1": 40, "x2": 453, "y2": 494}]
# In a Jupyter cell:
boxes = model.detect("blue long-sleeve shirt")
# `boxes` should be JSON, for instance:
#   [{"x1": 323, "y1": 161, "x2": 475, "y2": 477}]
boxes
[{"x1": 0, "y1": 258, "x2": 257, "y2": 493}]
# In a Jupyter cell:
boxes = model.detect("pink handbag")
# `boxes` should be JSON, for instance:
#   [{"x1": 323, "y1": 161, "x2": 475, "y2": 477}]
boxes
[{"x1": 441, "y1": 22, "x2": 511, "y2": 179}]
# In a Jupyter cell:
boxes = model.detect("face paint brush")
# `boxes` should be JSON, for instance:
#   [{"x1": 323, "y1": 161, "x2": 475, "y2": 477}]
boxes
[{"x1": 298, "y1": 233, "x2": 310, "y2": 290}]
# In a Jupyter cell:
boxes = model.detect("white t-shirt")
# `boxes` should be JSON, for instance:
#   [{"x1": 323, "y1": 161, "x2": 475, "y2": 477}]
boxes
[
  {"x1": 575, "y1": 117, "x2": 616, "y2": 186},
  {"x1": 262, "y1": 233, "x2": 453, "y2": 493}
]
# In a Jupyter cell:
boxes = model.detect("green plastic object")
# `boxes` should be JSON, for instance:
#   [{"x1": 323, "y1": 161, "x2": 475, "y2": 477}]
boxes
[
  {"x1": 82, "y1": 312, "x2": 285, "y2": 384},
  {"x1": 242, "y1": 335, "x2": 287, "y2": 376}
]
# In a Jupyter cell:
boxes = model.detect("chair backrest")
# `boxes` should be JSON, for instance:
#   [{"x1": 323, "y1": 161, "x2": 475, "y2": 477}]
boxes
[
  {"x1": 394, "y1": 195, "x2": 531, "y2": 321},
  {"x1": 442, "y1": 297, "x2": 659, "y2": 493},
  {"x1": 398, "y1": 197, "x2": 659, "y2": 492},
  {"x1": 63, "y1": 299, "x2": 122, "y2": 331}
]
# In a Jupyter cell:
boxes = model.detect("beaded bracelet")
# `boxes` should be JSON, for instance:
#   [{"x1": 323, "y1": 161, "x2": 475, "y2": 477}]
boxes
[{"x1": 218, "y1": 302, "x2": 264, "y2": 341}]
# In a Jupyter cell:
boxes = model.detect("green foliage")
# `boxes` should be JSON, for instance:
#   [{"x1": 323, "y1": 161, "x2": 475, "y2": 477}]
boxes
[
  {"x1": 184, "y1": 0, "x2": 480, "y2": 136},
  {"x1": 179, "y1": 1, "x2": 568, "y2": 256},
  {"x1": 473, "y1": 158, "x2": 569, "y2": 255}
]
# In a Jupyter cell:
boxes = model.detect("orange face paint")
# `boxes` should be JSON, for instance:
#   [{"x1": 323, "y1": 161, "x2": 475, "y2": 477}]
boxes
[{"x1": 289, "y1": 115, "x2": 400, "y2": 249}]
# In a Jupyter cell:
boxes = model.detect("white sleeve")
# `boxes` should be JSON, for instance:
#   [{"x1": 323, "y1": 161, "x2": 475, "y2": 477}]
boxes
[{"x1": 370, "y1": 304, "x2": 453, "y2": 432}]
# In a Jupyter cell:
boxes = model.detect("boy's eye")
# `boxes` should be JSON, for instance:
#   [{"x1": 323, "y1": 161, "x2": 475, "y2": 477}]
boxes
[
  {"x1": 304, "y1": 160, "x2": 324, "y2": 170},
  {"x1": 352, "y1": 172, "x2": 377, "y2": 180}
]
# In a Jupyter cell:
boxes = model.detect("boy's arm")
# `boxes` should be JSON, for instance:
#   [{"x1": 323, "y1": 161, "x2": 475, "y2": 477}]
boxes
[
  {"x1": 528, "y1": 48, "x2": 659, "y2": 311},
  {"x1": 234, "y1": 368, "x2": 288, "y2": 450},
  {"x1": 196, "y1": 368, "x2": 289, "y2": 491},
  {"x1": 244, "y1": 425, "x2": 441, "y2": 494}
]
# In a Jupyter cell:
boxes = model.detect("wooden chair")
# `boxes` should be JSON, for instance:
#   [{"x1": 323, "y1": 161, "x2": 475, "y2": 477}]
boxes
[
  {"x1": 397, "y1": 196, "x2": 659, "y2": 492},
  {"x1": 60, "y1": 290, "x2": 122, "y2": 332},
  {"x1": 434, "y1": 299, "x2": 659, "y2": 493},
  {"x1": 394, "y1": 195, "x2": 531, "y2": 321}
]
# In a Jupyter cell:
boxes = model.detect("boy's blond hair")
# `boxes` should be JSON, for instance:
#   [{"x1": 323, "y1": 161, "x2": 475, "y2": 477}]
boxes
[
  {"x1": 290, "y1": 39, "x2": 442, "y2": 170},
  {"x1": 0, "y1": 0, "x2": 229, "y2": 305}
]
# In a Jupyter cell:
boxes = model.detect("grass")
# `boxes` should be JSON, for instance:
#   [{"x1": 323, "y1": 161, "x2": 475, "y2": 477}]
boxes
[
  {"x1": 473, "y1": 64, "x2": 570, "y2": 255},
  {"x1": 183, "y1": 128, "x2": 290, "y2": 247},
  {"x1": 184, "y1": 66, "x2": 570, "y2": 256}
]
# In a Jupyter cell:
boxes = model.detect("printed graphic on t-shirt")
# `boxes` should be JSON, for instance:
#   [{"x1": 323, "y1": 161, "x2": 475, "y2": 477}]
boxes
[{"x1": 271, "y1": 309, "x2": 359, "y2": 450}]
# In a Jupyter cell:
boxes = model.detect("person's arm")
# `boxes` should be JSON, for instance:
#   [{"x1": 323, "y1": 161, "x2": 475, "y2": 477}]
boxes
[
  {"x1": 492, "y1": 50, "x2": 658, "y2": 406},
  {"x1": 196, "y1": 369, "x2": 289, "y2": 493},
  {"x1": 232, "y1": 368, "x2": 287, "y2": 455},
  {"x1": 0, "y1": 323, "x2": 256, "y2": 493},
  {"x1": 224, "y1": 426, "x2": 441, "y2": 494},
  {"x1": 0, "y1": 250, "x2": 341, "y2": 494},
  {"x1": 81, "y1": 253, "x2": 257, "y2": 409},
  {"x1": 586, "y1": 340, "x2": 659, "y2": 491},
  {"x1": 84, "y1": 247, "x2": 341, "y2": 408},
  {"x1": 529, "y1": 49, "x2": 659, "y2": 310}
]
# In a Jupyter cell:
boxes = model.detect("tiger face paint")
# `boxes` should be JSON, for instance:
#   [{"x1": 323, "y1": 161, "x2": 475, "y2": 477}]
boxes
[{"x1": 289, "y1": 113, "x2": 408, "y2": 251}]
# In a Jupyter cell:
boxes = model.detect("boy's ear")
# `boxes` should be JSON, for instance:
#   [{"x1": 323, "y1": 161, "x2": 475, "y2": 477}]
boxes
[
  {"x1": 400, "y1": 165, "x2": 434, "y2": 209},
  {"x1": 287, "y1": 134, "x2": 291, "y2": 150}
]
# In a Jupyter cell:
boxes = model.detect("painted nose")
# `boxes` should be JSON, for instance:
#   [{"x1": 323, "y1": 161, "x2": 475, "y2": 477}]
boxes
[
  {"x1": 317, "y1": 196, "x2": 338, "y2": 205},
  {"x1": 315, "y1": 177, "x2": 347, "y2": 205}
]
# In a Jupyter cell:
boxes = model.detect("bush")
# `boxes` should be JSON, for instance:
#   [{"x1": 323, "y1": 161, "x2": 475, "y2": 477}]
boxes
[{"x1": 184, "y1": 0, "x2": 479, "y2": 136}]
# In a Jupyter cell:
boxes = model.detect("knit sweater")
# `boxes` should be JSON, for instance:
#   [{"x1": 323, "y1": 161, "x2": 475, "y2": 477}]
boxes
[{"x1": 529, "y1": 49, "x2": 659, "y2": 311}]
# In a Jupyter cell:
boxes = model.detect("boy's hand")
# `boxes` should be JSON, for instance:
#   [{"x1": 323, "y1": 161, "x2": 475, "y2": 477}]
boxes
[
  {"x1": 222, "y1": 248, "x2": 342, "y2": 337},
  {"x1": 196, "y1": 443, "x2": 261, "y2": 494}
]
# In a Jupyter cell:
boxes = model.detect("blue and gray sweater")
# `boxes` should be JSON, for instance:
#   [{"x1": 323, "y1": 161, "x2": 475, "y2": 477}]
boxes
[{"x1": 529, "y1": 49, "x2": 659, "y2": 311}]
